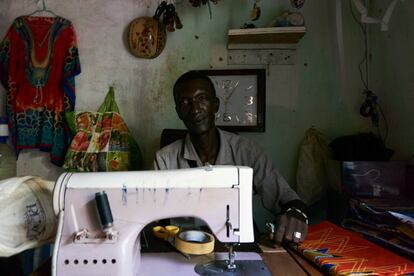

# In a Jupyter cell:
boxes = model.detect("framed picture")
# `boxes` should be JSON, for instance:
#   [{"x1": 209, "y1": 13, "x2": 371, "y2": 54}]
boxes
[{"x1": 199, "y1": 69, "x2": 265, "y2": 132}]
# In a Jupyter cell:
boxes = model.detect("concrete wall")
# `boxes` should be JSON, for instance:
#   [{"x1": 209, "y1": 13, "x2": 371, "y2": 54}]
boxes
[
  {"x1": 370, "y1": 0, "x2": 414, "y2": 161},
  {"x1": 0, "y1": 0, "x2": 371, "y2": 187}
]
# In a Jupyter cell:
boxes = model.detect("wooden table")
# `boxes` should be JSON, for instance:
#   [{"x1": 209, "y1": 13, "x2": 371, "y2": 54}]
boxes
[
  {"x1": 262, "y1": 251, "x2": 308, "y2": 275},
  {"x1": 259, "y1": 242, "x2": 323, "y2": 276}
]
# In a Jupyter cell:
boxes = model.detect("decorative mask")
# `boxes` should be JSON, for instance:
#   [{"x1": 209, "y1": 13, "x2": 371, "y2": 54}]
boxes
[
  {"x1": 291, "y1": 0, "x2": 305, "y2": 9},
  {"x1": 128, "y1": 17, "x2": 166, "y2": 59}
]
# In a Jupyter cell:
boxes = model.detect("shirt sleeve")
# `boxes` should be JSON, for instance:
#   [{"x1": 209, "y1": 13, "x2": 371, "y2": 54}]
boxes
[
  {"x1": 62, "y1": 22, "x2": 81, "y2": 112},
  {"x1": 153, "y1": 139, "x2": 184, "y2": 170},
  {"x1": 153, "y1": 150, "x2": 167, "y2": 170},
  {"x1": 247, "y1": 141, "x2": 300, "y2": 215},
  {"x1": 0, "y1": 27, "x2": 12, "y2": 89}
]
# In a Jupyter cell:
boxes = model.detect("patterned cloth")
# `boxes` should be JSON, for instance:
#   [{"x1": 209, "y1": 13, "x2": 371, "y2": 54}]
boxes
[
  {"x1": 296, "y1": 221, "x2": 414, "y2": 275},
  {"x1": 64, "y1": 112, "x2": 133, "y2": 171},
  {"x1": 63, "y1": 87, "x2": 142, "y2": 172},
  {"x1": 0, "y1": 16, "x2": 81, "y2": 166}
]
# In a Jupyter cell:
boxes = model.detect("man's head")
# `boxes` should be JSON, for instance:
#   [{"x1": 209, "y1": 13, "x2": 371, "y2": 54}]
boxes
[{"x1": 173, "y1": 71, "x2": 219, "y2": 135}]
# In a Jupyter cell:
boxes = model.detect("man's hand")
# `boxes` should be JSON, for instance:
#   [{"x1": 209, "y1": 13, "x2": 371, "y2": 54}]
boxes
[{"x1": 273, "y1": 208, "x2": 308, "y2": 245}]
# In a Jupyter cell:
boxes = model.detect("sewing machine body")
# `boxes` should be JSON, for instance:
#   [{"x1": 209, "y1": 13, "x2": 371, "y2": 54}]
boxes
[{"x1": 52, "y1": 166, "x2": 254, "y2": 276}]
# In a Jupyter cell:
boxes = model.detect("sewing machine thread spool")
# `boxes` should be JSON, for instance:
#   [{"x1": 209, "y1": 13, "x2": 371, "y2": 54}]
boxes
[{"x1": 95, "y1": 191, "x2": 114, "y2": 230}]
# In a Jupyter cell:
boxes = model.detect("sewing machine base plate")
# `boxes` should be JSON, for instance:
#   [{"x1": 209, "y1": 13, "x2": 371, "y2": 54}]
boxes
[
  {"x1": 195, "y1": 260, "x2": 271, "y2": 275},
  {"x1": 138, "y1": 252, "x2": 270, "y2": 275}
]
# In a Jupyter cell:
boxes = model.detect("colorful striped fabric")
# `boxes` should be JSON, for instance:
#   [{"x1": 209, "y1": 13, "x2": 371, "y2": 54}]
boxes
[{"x1": 297, "y1": 221, "x2": 414, "y2": 275}]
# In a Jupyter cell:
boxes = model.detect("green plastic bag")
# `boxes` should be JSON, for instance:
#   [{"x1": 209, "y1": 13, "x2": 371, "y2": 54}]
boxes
[{"x1": 63, "y1": 87, "x2": 142, "y2": 172}]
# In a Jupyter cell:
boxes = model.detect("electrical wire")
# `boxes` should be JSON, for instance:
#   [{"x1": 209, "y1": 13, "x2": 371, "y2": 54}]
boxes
[
  {"x1": 377, "y1": 103, "x2": 389, "y2": 143},
  {"x1": 349, "y1": 0, "x2": 389, "y2": 145},
  {"x1": 349, "y1": 0, "x2": 368, "y2": 90}
]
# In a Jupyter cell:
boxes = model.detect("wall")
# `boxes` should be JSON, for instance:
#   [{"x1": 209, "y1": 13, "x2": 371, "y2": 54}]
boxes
[
  {"x1": 0, "y1": 1, "x2": 371, "y2": 198},
  {"x1": 370, "y1": 0, "x2": 414, "y2": 161}
]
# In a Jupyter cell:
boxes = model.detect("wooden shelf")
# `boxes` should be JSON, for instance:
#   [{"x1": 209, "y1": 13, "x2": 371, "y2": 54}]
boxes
[{"x1": 228, "y1": 26, "x2": 306, "y2": 45}]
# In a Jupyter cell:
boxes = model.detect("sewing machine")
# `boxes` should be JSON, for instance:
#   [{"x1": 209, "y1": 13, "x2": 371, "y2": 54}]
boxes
[{"x1": 52, "y1": 165, "x2": 271, "y2": 275}]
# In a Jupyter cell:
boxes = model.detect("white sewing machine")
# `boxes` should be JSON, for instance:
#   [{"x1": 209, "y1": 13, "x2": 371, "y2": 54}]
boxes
[{"x1": 52, "y1": 166, "x2": 271, "y2": 275}]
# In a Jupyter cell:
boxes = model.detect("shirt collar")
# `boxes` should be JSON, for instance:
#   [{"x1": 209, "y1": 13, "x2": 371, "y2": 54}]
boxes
[
  {"x1": 182, "y1": 128, "x2": 233, "y2": 165},
  {"x1": 182, "y1": 134, "x2": 200, "y2": 162}
]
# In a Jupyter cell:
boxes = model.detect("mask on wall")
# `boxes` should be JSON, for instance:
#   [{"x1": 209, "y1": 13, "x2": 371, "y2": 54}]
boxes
[
  {"x1": 127, "y1": 1, "x2": 183, "y2": 59},
  {"x1": 128, "y1": 16, "x2": 166, "y2": 59},
  {"x1": 291, "y1": 0, "x2": 305, "y2": 9}
]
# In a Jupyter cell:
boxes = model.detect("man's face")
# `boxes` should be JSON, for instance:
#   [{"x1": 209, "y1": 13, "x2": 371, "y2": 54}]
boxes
[{"x1": 175, "y1": 79, "x2": 219, "y2": 135}]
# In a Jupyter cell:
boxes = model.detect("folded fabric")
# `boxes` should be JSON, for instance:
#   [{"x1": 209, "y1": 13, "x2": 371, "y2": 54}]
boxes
[
  {"x1": 342, "y1": 218, "x2": 414, "y2": 258},
  {"x1": 296, "y1": 220, "x2": 414, "y2": 275},
  {"x1": 353, "y1": 198, "x2": 414, "y2": 215},
  {"x1": 341, "y1": 199, "x2": 414, "y2": 258}
]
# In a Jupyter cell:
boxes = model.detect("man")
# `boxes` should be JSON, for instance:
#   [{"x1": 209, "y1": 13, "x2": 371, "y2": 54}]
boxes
[{"x1": 154, "y1": 71, "x2": 308, "y2": 245}]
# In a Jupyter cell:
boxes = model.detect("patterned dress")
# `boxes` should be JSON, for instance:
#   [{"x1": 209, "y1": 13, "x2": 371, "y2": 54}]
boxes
[{"x1": 0, "y1": 16, "x2": 81, "y2": 166}]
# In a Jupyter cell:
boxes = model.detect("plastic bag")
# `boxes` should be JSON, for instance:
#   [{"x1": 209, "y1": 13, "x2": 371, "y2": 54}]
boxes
[
  {"x1": 330, "y1": 132, "x2": 394, "y2": 161},
  {"x1": 296, "y1": 128, "x2": 333, "y2": 205},
  {"x1": 0, "y1": 176, "x2": 55, "y2": 257},
  {"x1": 63, "y1": 87, "x2": 142, "y2": 172}
]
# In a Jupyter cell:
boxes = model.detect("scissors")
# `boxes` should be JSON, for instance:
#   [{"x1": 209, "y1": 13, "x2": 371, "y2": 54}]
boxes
[
  {"x1": 152, "y1": 225, "x2": 190, "y2": 259},
  {"x1": 152, "y1": 225, "x2": 180, "y2": 241}
]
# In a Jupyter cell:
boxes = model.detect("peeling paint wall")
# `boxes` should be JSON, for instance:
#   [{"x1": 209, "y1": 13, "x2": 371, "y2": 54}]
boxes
[
  {"x1": 0, "y1": 0, "x2": 369, "y2": 188},
  {"x1": 370, "y1": 1, "x2": 414, "y2": 161}
]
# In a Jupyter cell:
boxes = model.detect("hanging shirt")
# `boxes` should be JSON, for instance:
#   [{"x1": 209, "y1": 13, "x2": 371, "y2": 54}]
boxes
[
  {"x1": 153, "y1": 128, "x2": 300, "y2": 215},
  {"x1": 0, "y1": 16, "x2": 81, "y2": 166}
]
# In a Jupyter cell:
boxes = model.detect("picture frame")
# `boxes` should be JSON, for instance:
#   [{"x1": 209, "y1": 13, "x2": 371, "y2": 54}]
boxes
[{"x1": 199, "y1": 69, "x2": 266, "y2": 132}]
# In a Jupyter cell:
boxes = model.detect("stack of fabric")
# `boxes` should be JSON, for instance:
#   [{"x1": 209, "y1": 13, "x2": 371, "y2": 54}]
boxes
[{"x1": 341, "y1": 198, "x2": 414, "y2": 259}]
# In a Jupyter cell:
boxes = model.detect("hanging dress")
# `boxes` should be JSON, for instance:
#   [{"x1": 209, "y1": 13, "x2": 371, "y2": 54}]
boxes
[{"x1": 0, "y1": 16, "x2": 81, "y2": 166}]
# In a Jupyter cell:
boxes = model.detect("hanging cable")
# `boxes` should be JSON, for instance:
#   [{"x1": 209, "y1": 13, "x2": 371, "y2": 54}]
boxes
[
  {"x1": 349, "y1": 0, "x2": 389, "y2": 145},
  {"x1": 349, "y1": 0, "x2": 368, "y2": 90}
]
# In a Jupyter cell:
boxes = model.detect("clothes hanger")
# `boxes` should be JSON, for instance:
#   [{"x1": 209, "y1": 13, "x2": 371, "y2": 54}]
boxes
[{"x1": 27, "y1": 0, "x2": 58, "y2": 17}]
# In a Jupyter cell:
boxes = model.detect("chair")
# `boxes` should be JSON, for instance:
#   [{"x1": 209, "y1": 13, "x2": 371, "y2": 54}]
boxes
[{"x1": 160, "y1": 129, "x2": 187, "y2": 149}]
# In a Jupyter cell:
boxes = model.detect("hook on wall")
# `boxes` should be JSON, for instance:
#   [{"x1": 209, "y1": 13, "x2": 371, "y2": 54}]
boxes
[
  {"x1": 352, "y1": 0, "x2": 404, "y2": 31},
  {"x1": 30, "y1": 0, "x2": 57, "y2": 17},
  {"x1": 36, "y1": 0, "x2": 46, "y2": 10},
  {"x1": 110, "y1": 82, "x2": 117, "y2": 89}
]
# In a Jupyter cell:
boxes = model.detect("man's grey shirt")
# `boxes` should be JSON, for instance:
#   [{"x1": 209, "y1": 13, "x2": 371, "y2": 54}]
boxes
[{"x1": 153, "y1": 129, "x2": 299, "y2": 215}]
